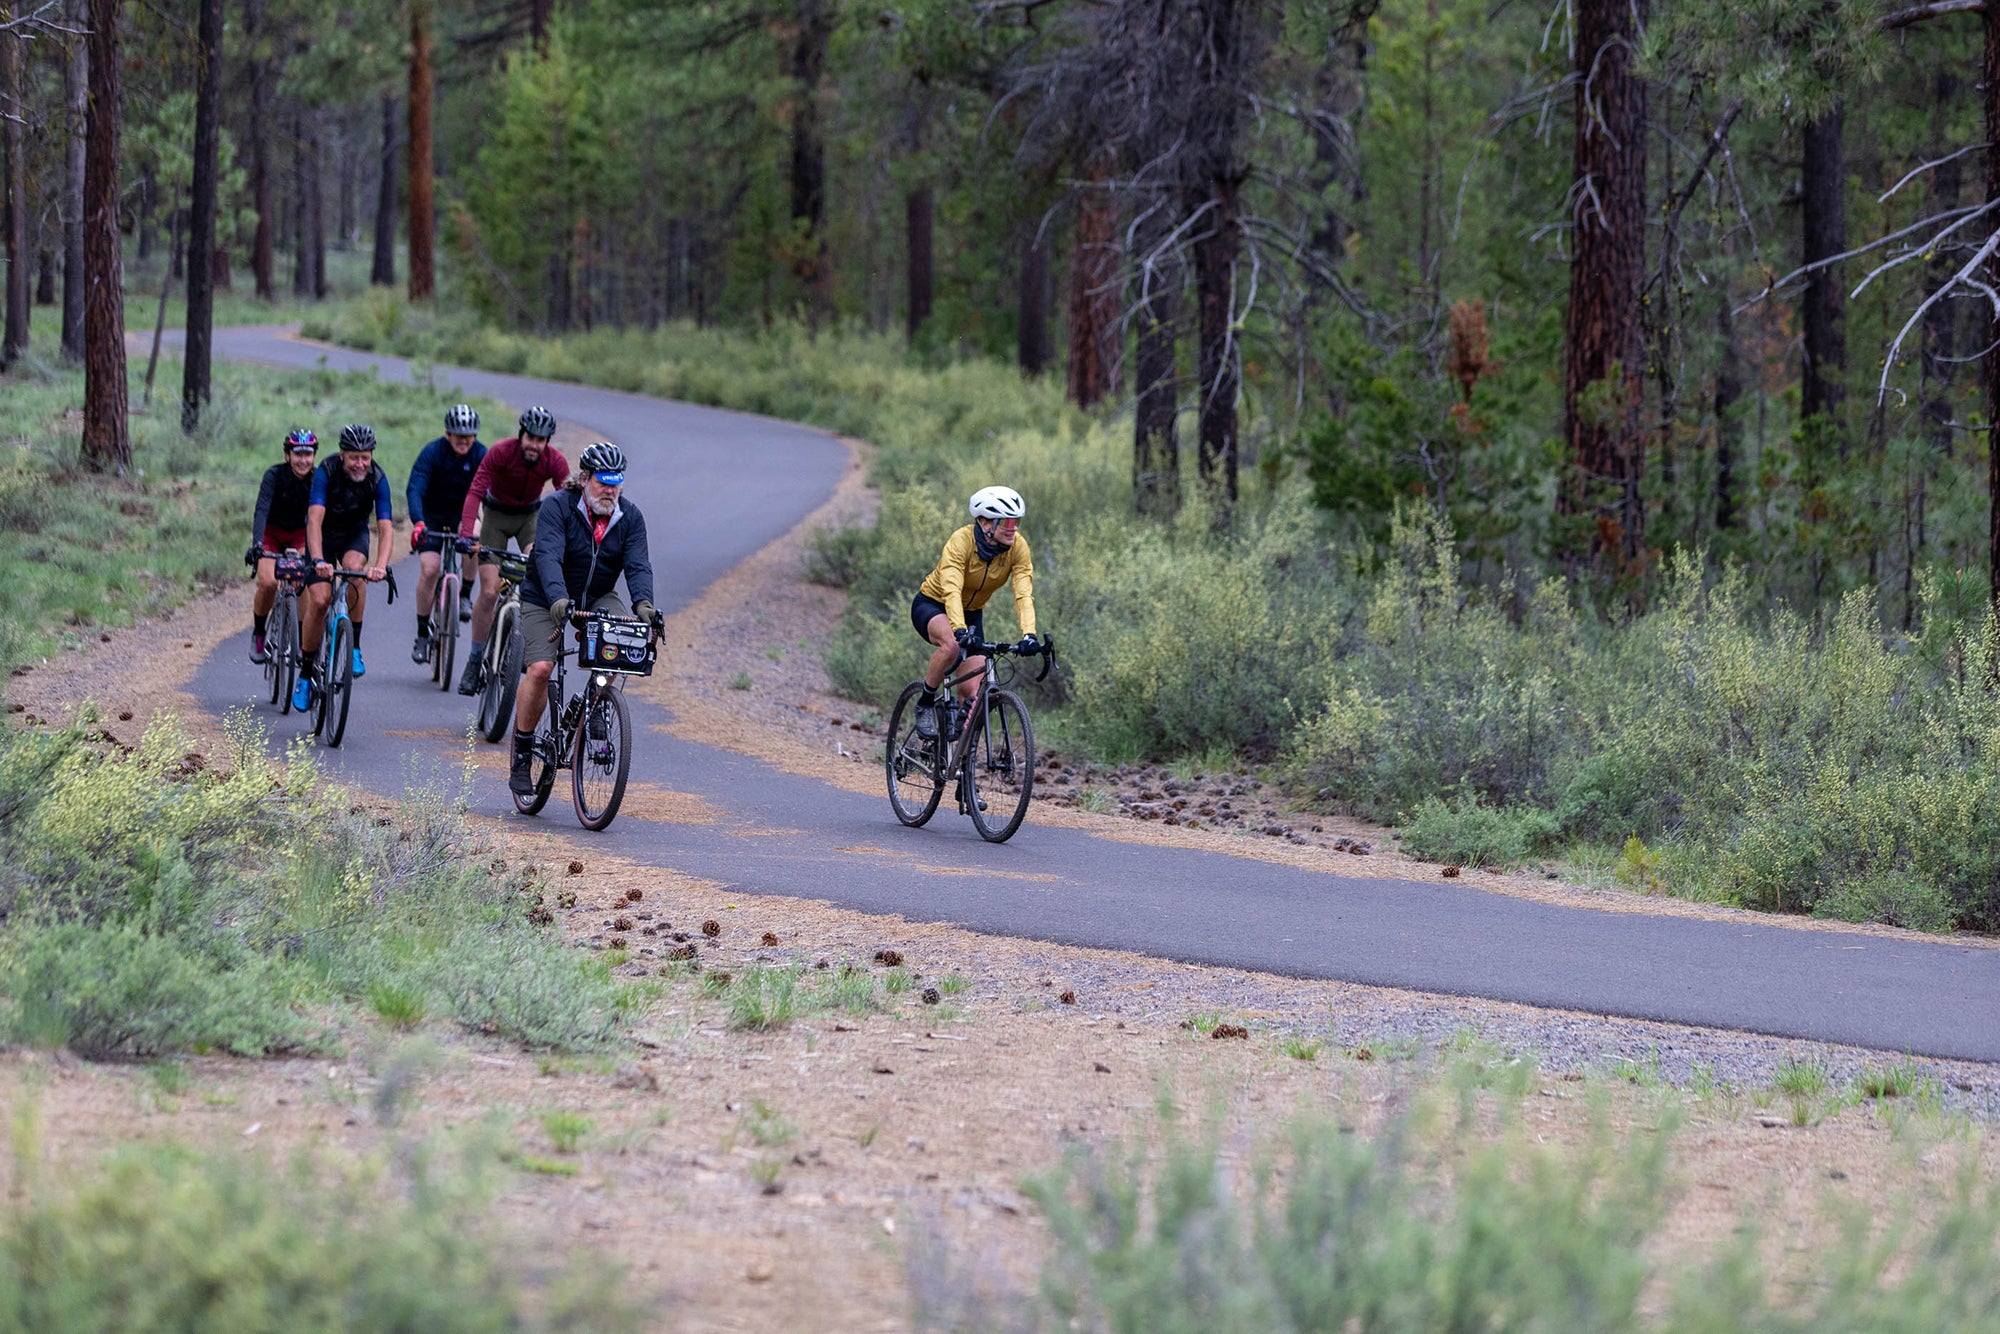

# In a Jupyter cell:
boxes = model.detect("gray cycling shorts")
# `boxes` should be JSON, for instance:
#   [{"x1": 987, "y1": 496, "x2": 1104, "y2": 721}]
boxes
[{"x1": 519, "y1": 593, "x2": 629, "y2": 667}]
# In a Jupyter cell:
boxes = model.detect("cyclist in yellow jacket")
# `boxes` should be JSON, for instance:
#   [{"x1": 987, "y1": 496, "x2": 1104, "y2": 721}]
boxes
[{"x1": 911, "y1": 485, "x2": 1039, "y2": 740}]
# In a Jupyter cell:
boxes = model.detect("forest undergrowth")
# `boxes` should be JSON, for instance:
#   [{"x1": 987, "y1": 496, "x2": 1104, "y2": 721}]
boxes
[{"x1": 303, "y1": 297, "x2": 2000, "y2": 936}]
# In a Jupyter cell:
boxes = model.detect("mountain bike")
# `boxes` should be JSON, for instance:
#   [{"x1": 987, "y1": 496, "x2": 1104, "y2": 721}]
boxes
[
  {"x1": 884, "y1": 635, "x2": 1053, "y2": 843},
  {"x1": 475, "y1": 551, "x2": 531, "y2": 744},
  {"x1": 262, "y1": 550, "x2": 309, "y2": 715},
  {"x1": 307, "y1": 566, "x2": 397, "y2": 748},
  {"x1": 414, "y1": 527, "x2": 467, "y2": 692},
  {"x1": 514, "y1": 609, "x2": 658, "y2": 830}
]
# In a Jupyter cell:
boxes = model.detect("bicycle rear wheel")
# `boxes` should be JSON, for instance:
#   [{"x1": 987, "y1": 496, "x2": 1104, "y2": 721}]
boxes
[
  {"x1": 571, "y1": 684, "x2": 632, "y2": 830},
  {"x1": 966, "y1": 689, "x2": 1034, "y2": 842},
  {"x1": 885, "y1": 682, "x2": 945, "y2": 827},
  {"x1": 321, "y1": 619, "x2": 355, "y2": 748},
  {"x1": 434, "y1": 578, "x2": 459, "y2": 691},
  {"x1": 512, "y1": 726, "x2": 558, "y2": 815},
  {"x1": 478, "y1": 613, "x2": 521, "y2": 743},
  {"x1": 268, "y1": 598, "x2": 297, "y2": 711}
]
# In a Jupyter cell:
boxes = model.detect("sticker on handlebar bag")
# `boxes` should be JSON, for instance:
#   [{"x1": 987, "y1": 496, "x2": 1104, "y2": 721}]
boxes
[{"x1": 581, "y1": 617, "x2": 656, "y2": 676}]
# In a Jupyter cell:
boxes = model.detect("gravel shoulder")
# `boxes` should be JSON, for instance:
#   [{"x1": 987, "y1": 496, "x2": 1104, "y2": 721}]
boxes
[{"x1": 7, "y1": 399, "x2": 2000, "y2": 1329}]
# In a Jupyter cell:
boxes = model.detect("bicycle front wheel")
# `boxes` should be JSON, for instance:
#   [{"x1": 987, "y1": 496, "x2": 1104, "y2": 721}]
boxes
[
  {"x1": 885, "y1": 682, "x2": 945, "y2": 827},
  {"x1": 512, "y1": 726, "x2": 557, "y2": 816},
  {"x1": 321, "y1": 619, "x2": 355, "y2": 748},
  {"x1": 479, "y1": 615, "x2": 522, "y2": 743},
  {"x1": 269, "y1": 598, "x2": 297, "y2": 711},
  {"x1": 966, "y1": 689, "x2": 1034, "y2": 842},
  {"x1": 434, "y1": 579, "x2": 459, "y2": 691},
  {"x1": 571, "y1": 684, "x2": 632, "y2": 831}
]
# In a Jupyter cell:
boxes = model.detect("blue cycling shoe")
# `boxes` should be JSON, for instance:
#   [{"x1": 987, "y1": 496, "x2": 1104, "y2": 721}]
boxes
[
  {"x1": 351, "y1": 649, "x2": 366, "y2": 678},
  {"x1": 291, "y1": 676, "x2": 314, "y2": 711}
]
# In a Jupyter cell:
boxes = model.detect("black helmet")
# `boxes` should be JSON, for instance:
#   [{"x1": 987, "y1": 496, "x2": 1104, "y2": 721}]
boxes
[
  {"x1": 578, "y1": 441, "x2": 627, "y2": 476},
  {"x1": 338, "y1": 423, "x2": 377, "y2": 452},
  {"x1": 445, "y1": 403, "x2": 479, "y2": 434},
  {"x1": 518, "y1": 406, "x2": 556, "y2": 438}
]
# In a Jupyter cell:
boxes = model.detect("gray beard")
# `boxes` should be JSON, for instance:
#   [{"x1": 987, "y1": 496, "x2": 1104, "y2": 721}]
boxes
[{"x1": 588, "y1": 494, "x2": 616, "y2": 516}]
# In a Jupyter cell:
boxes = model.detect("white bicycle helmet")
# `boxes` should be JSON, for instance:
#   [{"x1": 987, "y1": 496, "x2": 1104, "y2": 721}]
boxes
[{"x1": 969, "y1": 485, "x2": 1025, "y2": 520}]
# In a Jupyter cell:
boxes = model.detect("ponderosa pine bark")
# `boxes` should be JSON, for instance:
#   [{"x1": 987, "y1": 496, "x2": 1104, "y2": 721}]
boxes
[
  {"x1": 1066, "y1": 171, "x2": 1119, "y2": 407},
  {"x1": 1558, "y1": 0, "x2": 1648, "y2": 574},
  {"x1": 1187, "y1": 0, "x2": 1248, "y2": 511},
  {"x1": 788, "y1": 0, "x2": 834, "y2": 316},
  {"x1": 1019, "y1": 233, "x2": 1051, "y2": 376},
  {"x1": 246, "y1": 0, "x2": 273, "y2": 299},
  {"x1": 1132, "y1": 199, "x2": 1181, "y2": 517},
  {"x1": 61, "y1": 0, "x2": 86, "y2": 358},
  {"x1": 407, "y1": 0, "x2": 435, "y2": 301},
  {"x1": 1801, "y1": 105, "x2": 1847, "y2": 424},
  {"x1": 82, "y1": 0, "x2": 129, "y2": 472},
  {"x1": 372, "y1": 94, "x2": 395, "y2": 285},
  {"x1": 182, "y1": 0, "x2": 223, "y2": 432},
  {"x1": 2, "y1": 11, "x2": 28, "y2": 367}
]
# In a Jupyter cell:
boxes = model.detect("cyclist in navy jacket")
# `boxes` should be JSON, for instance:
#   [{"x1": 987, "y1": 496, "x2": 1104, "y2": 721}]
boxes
[{"x1": 406, "y1": 404, "x2": 487, "y2": 662}]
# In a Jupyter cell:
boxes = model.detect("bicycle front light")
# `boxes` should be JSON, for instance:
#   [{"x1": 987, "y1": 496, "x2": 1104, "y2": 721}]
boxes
[{"x1": 592, "y1": 673, "x2": 611, "y2": 689}]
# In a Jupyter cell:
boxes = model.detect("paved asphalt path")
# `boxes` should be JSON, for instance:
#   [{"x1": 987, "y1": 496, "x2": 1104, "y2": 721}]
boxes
[{"x1": 188, "y1": 327, "x2": 2000, "y2": 1063}]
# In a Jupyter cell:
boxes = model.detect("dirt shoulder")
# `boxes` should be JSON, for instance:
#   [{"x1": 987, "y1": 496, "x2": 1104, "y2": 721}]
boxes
[{"x1": 7, "y1": 402, "x2": 2000, "y2": 1330}]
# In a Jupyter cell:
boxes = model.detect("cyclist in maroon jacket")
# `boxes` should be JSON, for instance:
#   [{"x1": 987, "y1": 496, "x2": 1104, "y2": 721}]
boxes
[{"x1": 457, "y1": 405, "x2": 570, "y2": 694}]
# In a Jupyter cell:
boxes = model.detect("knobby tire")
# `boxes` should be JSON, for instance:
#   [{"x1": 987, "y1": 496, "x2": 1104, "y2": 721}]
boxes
[
  {"x1": 323, "y1": 618, "x2": 355, "y2": 748},
  {"x1": 512, "y1": 723, "x2": 558, "y2": 816},
  {"x1": 435, "y1": 578, "x2": 459, "y2": 691},
  {"x1": 885, "y1": 681, "x2": 945, "y2": 827},
  {"x1": 571, "y1": 684, "x2": 632, "y2": 831},
  {"x1": 966, "y1": 689, "x2": 1034, "y2": 842}
]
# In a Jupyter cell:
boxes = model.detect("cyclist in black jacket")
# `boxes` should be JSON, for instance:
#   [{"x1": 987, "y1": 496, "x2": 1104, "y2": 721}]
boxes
[
  {"x1": 510, "y1": 441, "x2": 657, "y2": 795},
  {"x1": 245, "y1": 428, "x2": 320, "y2": 663},
  {"x1": 294, "y1": 425, "x2": 394, "y2": 709}
]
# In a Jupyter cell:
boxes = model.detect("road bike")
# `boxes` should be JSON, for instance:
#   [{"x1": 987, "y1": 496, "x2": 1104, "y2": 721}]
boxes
[
  {"x1": 261, "y1": 550, "x2": 309, "y2": 715},
  {"x1": 514, "y1": 609, "x2": 658, "y2": 830},
  {"x1": 475, "y1": 551, "x2": 530, "y2": 744},
  {"x1": 414, "y1": 527, "x2": 469, "y2": 692},
  {"x1": 884, "y1": 635, "x2": 1054, "y2": 843},
  {"x1": 305, "y1": 565, "x2": 397, "y2": 748}
]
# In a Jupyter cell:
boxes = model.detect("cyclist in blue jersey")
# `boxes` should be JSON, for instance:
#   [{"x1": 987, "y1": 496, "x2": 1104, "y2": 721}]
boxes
[
  {"x1": 294, "y1": 424, "x2": 395, "y2": 709},
  {"x1": 406, "y1": 403, "x2": 487, "y2": 663}
]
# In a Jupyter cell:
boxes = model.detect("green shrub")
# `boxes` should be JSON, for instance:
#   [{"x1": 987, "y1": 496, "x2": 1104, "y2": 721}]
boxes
[
  {"x1": 0, "y1": 1142, "x2": 636, "y2": 1332},
  {"x1": 1400, "y1": 793, "x2": 1558, "y2": 868}
]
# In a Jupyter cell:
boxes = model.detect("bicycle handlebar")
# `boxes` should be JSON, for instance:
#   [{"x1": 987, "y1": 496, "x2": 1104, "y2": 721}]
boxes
[
  {"x1": 324, "y1": 566, "x2": 399, "y2": 604},
  {"x1": 961, "y1": 634, "x2": 1057, "y2": 681}
]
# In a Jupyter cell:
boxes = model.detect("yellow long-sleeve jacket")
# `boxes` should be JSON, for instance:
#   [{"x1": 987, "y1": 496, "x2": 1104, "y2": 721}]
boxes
[{"x1": 919, "y1": 524, "x2": 1036, "y2": 635}]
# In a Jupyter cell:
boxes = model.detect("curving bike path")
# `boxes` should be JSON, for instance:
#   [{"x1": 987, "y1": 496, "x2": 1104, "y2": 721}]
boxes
[{"x1": 187, "y1": 327, "x2": 2000, "y2": 1063}]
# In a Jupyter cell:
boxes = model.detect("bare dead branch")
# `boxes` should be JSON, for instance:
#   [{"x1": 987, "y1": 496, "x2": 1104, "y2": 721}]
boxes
[
  {"x1": 1878, "y1": 143, "x2": 1991, "y2": 203},
  {"x1": 1737, "y1": 200, "x2": 1994, "y2": 312},
  {"x1": 1877, "y1": 227, "x2": 2000, "y2": 404},
  {"x1": 1879, "y1": 0, "x2": 1982, "y2": 31}
]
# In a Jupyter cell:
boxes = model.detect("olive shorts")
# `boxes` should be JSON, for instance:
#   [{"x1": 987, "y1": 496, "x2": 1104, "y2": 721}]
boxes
[
  {"x1": 477, "y1": 506, "x2": 539, "y2": 563},
  {"x1": 519, "y1": 593, "x2": 629, "y2": 668}
]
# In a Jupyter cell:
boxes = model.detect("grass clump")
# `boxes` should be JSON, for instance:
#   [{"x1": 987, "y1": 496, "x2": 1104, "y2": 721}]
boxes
[
  {"x1": 1399, "y1": 792, "x2": 1557, "y2": 868},
  {"x1": 0, "y1": 1135, "x2": 635, "y2": 1331},
  {"x1": 727, "y1": 964, "x2": 802, "y2": 1030},
  {"x1": 539, "y1": 1110, "x2": 592, "y2": 1154},
  {"x1": 0, "y1": 716, "x2": 629, "y2": 1059}
]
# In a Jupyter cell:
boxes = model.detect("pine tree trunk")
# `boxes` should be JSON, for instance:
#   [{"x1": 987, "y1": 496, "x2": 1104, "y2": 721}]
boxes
[
  {"x1": 182, "y1": 0, "x2": 222, "y2": 433},
  {"x1": 905, "y1": 186, "x2": 932, "y2": 342},
  {"x1": 1714, "y1": 298, "x2": 1742, "y2": 533},
  {"x1": 82, "y1": 0, "x2": 129, "y2": 472},
  {"x1": 1558, "y1": 0, "x2": 1648, "y2": 574},
  {"x1": 1800, "y1": 105, "x2": 1846, "y2": 424},
  {"x1": 1019, "y1": 232, "x2": 1051, "y2": 376},
  {"x1": 246, "y1": 0, "x2": 273, "y2": 300},
  {"x1": 1066, "y1": 170, "x2": 1119, "y2": 407},
  {"x1": 407, "y1": 0, "x2": 435, "y2": 301},
  {"x1": 1192, "y1": 179, "x2": 1240, "y2": 509},
  {"x1": 36, "y1": 246, "x2": 55, "y2": 304},
  {"x1": 292, "y1": 106, "x2": 311, "y2": 297},
  {"x1": 62, "y1": 0, "x2": 87, "y2": 359},
  {"x1": 308, "y1": 118, "x2": 326, "y2": 298},
  {"x1": 1132, "y1": 202, "x2": 1180, "y2": 518},
  {"x1": 530, "y1": 0, "x2": 551, "y2": 48},
  {"x1": 2, "y1": 13, "x2": 29, "y2": 367},
  {"x1": 335, "y1": 109, "x2": 356, "y2": 249},
  {"x1": 1922, "y1": 68, "x2": 1961, "y2": 461},
  {"x1": 372, "y1": 94, "x2": 396, "y2": 285},
  {"x1": 788, "y1": 0, "x2": 832, "y2": 317},
  {"x1": 1984, "y1": 0, "x2": 2000, "y2": 609}
]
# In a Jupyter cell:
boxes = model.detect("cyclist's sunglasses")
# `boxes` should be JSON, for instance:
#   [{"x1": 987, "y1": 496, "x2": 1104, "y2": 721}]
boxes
[
  {"x1": 287, "y1": 441, "x2": 319, "y2": 455},
  {"x1": 593, "y1": 470, "x2": 624, "y2": 487}
]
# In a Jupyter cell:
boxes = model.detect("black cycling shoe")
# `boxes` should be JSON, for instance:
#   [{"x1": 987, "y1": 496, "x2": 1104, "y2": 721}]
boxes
[
  {"x1": 460, "y1": 602, "x2": 472, "y2": 622},
  {"x1": 411, "y1": 631, "x2": 431, "y2": 664},
  {"x1": 509, "y1": 749, "x2": 538, "y2": 796},
  {"x1": 456, "y1": 659, "x2": 484, "y2": 696},
  {"x1": 913, "y1": 701, "x2": 937, "y2": 740}
]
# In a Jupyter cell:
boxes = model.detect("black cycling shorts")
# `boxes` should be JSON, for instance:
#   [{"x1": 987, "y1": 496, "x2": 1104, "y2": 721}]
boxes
[
  {"x1": 911, "y1": 593, "x2": 980, "y2": 643},
  {"x1": 307, "y1": 528, "x2": 372, "y2": 584}
]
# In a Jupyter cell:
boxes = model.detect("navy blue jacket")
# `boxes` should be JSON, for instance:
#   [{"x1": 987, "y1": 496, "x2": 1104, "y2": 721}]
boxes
[
  {"x1": 523, "y1": 488, "x2": 655, "y2": 611},
  {"x1": 405, "y1": 436, "x2": 487, "y2": 530}
]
